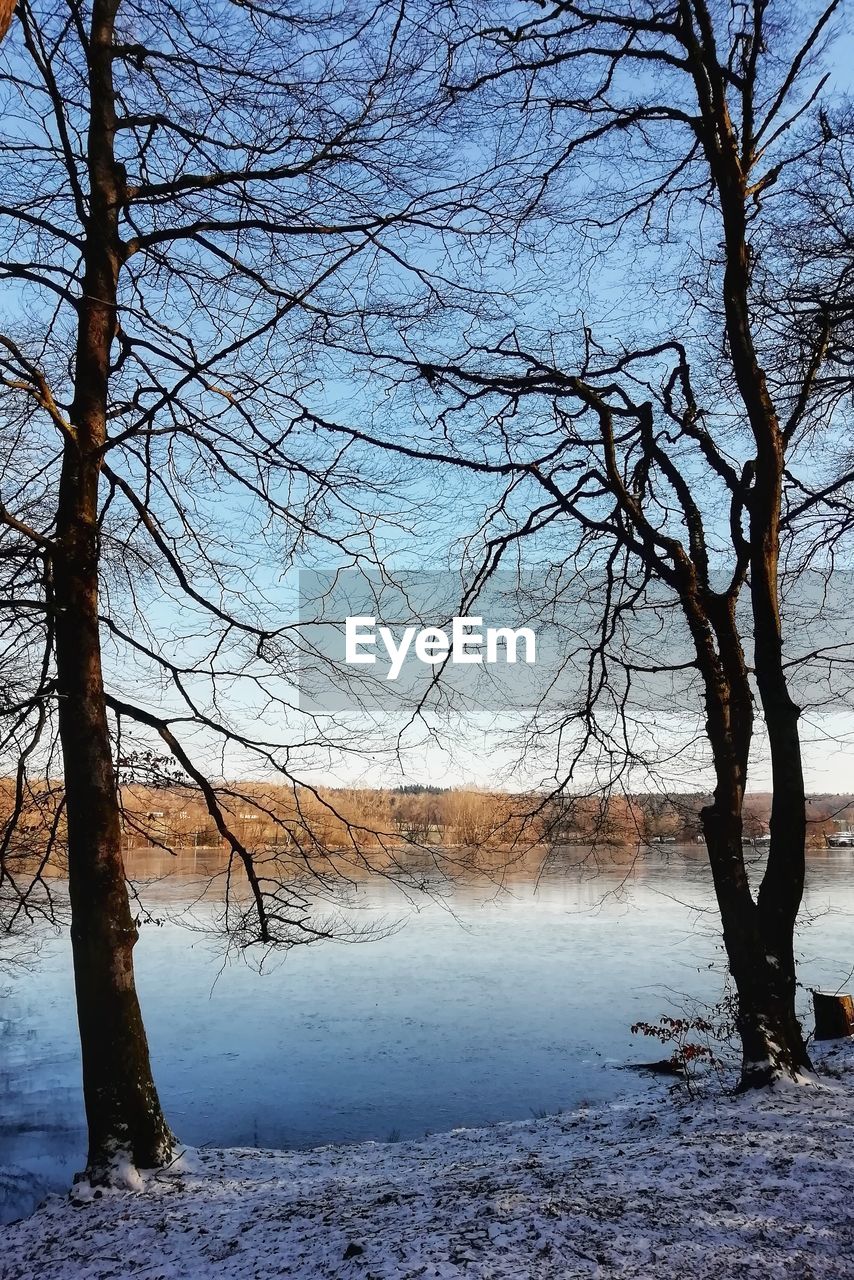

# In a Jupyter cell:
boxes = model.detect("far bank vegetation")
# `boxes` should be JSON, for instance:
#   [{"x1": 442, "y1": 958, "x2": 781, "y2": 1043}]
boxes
[{"x1": 4, "y1": 778, "x2": 852, "y2": 873}]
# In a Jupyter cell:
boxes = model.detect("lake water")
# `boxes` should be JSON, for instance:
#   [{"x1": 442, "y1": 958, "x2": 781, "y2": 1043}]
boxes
[{"x1": 2, "y1": 845, "x2": 854, "y2": 1223}]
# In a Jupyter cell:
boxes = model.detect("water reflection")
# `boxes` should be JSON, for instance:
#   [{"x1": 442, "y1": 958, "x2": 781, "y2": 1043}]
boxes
[{"x1": 1, "y1": 845, "x2": 853, "y2": 1223}]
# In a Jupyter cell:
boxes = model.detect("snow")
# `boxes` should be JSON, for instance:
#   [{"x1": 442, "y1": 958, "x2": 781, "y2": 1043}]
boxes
[{"x1": 3, "y1": 1043, "x2": 854, "y2": 1279}]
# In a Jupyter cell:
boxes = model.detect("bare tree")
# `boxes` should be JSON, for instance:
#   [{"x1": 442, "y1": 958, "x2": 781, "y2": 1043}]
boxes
[
  {"x1": 324, "y1": 0, "x2": 854, "y2": 1084},
  {"x1": 0, "y1": 0, "x2": 465, "y2": 1182}
]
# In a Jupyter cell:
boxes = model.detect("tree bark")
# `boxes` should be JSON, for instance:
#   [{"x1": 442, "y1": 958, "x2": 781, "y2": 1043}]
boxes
[
  {"x1": 689, "y1": 589, "x2": 810, "y2": 1086},
  {"x1": 681, "y1": 12, "x2": 812, "y2": 1085},
  {"x1": 750, "y1": 569, "x2": 812, "y2": 1081},
  {"x1": 53, "y1": 0, "x2": 174, "y2": 1181},
  {"x1": 703, "y1": 796, "x2": 810, "y2": 1085}
]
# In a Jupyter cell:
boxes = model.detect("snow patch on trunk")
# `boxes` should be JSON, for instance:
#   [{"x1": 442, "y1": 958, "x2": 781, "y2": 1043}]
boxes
[{"x1": 72, "y1": 1141, "x2": 195, "y2": 1201}]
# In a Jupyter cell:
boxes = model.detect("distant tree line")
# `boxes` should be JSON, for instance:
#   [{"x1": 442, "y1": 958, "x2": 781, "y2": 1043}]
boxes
[{"x1": 5, "y1": 778, "x2": 852, "y2": 862}]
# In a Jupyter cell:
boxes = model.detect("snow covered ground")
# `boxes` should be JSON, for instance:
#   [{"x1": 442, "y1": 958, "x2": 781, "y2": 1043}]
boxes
[{"x1": 3, "y1": 1044, "x2": 854, "y2": 1279}]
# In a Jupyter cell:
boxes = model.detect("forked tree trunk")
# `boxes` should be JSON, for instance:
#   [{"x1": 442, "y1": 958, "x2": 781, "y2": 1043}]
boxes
[
  {"x1": 53, "y1": 0, "x2": 174, "y2": 1182},
  {"x1": 699, "y1": 698, "x2": 810, "y2": 1086},
  {"x1": 695, "y1": 596, "x2": 810, "y2": 1088},
  {"x1": 677, "y1": 0, "x2": 812, "y2": 1087},
  {"x1": 704, "y1": 803, "x2": 810, "y2": 1086}
]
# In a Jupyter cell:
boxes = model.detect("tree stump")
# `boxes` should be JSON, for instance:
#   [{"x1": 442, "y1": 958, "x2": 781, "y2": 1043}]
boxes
[{"x1": 812, "y1": 991, "x2": 854, "y2": 1040}]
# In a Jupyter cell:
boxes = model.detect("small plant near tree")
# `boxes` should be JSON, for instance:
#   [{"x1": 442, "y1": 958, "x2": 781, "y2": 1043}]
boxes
[{"x1": 632, "y1": 989, "x2": 740, "y2": 1094}]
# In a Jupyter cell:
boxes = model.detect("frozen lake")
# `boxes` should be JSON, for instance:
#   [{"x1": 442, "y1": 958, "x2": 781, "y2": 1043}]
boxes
[{"x1": 2, "y1": 845, "x2": 854, "y2": 1222}]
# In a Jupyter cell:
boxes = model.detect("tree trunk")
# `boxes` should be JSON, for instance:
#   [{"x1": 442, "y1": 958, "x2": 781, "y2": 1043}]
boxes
[
  {"x1": 701, "y1": 794, "x2": 810, "y2": 1086},
  {"x1": 53, "y1": 0, "x2": 174, "y2": 1183},
  {"x1": 678, "y1": 6, "x2": 813, "y2": 1086},
  {"x1": 742, "y1": 375, "x2": 810, "y2": 1082},
  {"x1": 752, "y1": 574, "x2": 812, "y2": 1082},
  {"x1": 696, "y1": 595, "x2": 810, "y2": 1087},
  {"x1": 55, "y1": 444, "x2": 175, "y2": 1180}
]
